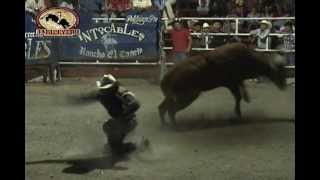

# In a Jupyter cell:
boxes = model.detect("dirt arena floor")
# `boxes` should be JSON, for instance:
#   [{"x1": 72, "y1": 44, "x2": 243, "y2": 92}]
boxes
[{"x1": 26, "y1": 78, "x2": 295, "y2": 180}]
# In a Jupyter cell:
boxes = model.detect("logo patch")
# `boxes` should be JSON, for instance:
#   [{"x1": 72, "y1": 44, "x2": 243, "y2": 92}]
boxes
[{"x1": 35, "y1": 7, "x2": 80, "y2": 37}]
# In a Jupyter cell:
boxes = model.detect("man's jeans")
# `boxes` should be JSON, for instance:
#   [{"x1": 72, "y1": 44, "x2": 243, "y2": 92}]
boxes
[{"x1": 174, "y1": 52, "x2": 188, "y2": 63}]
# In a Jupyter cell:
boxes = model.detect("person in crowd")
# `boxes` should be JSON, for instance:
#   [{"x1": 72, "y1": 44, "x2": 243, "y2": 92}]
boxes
[
  {"x1": 223, "y1": 20, "x2": 232, "y2": 33},
  {"x1": 276, "y1": 21, "x2": 295, "y2": 66},
  {"x1": 175, "y1": 0, "x2": 198, "y2": 16},
  {"x1": 261, "y1": 5, "x2": 273, "y2": 17},
  {"x1": 153, "y1": 0, "x2": 165, "y2": 10},
  {"x1": 187, "y1": 19, "x2": 200, "y2": 31},
  {"x1": 25, "y1": 0, "x2": 47, "y2": 18},
  {"x1": 199, "y1": 22, "x2": 213, "y2": 48},
  {"x1": 190, "y1": 21, "x2": 203, "y2": 50},
  {"x1": 250, "y1": 20, "x2": 272, "y2": 49},
  {"x1": 285, "y1": 0, "x2": 295, "y2": 16},
  {"x1": 249, "y1": 20, "x2": 272, "y2": 83},
  {"x1": 79, "y1": 0, "x2": 105, "y2": 17},
  {"x1": 58, "y1": 0, "x2": 75, "y2": 9},
  {"x1": 209, "y1": 0, "x2": 228, "y2": 17},
  {"x1": 168, "y1": 20, "x2": 192, "y2": 63},
  {"x1": 226, "y1": 2, "x2": 239, "y2": 18},
  {"x1": 210, "y1": 21, "x2": 223, "y2": 33},
  {"x1": 132, "y1": 0, "x2": 153, "y2": 9},
  {"x1": 247, "y1": 7, "x2": 260, "y2": 17},
  {"x1": 191, "y1": 22, "x2": 203, "y2": 49},
  {"x1": 225, "y1": 20, "x2": 242, "y2": 43},
  {"x1": 259, "y1": 0, "x2": 274, "y2": 13},
  {"x1": 209, "y1": 21, "x2": 228, "y2": 48},
  {"x1": 197, "y1": 0, "x2": 210, "y2": 16},
  {"x1": 245, "y1": 0, "x2": 257, "y2": 13},
  {"x1": 162, "y1": 0, "x2": 176, "y2": 28},
  {"x1": 234, "y1": 0, "x2": 248, "y2": 17},
  {"x1": 106, "y1": 0, "x2": 133, "y2": 12},
  {"x1": 247, "y1": 7, "x2": 260, "y2": 32}
]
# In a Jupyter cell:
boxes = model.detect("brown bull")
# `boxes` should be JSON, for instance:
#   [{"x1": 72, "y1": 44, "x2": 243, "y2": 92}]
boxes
[{"x1": 159, "y1": 43, "x2": 287, "y2": 128}]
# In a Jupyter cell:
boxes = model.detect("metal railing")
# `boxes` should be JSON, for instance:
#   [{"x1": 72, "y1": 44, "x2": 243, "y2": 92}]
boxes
[
  {"x1": 162, "y1": 17, "x2": 295, "y2": 52},
  {"x1": 60, "y1": 17, "x2": 295, "y2": 69}
]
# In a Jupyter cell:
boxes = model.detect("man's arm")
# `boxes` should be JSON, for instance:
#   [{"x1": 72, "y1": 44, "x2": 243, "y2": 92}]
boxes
[
  {"x1": 187, "y1": 31, "x2": 192, "y2": 52},
  {"x1": 25, "y1": 0, "x2": 37, "y2": 15},
  {"x1": 257, "y1": 29, "x2": 270, "y2": 39}
]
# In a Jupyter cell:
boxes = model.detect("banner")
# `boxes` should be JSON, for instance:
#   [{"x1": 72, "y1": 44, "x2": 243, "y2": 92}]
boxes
[
  {"x1": 25, "y1": 12, "x2": 60, "y2": 64},
  {"x1": 60, "y1": 10, "x2": 161, "y2": 62},
  {"x1": 25, "y1": 9, "x2": 161, "y2": 64}
]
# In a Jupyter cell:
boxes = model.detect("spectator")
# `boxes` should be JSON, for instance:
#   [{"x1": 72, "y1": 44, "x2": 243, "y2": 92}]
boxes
[
  {"x1": 239, "y1": 20, "x2": 250, "y2": 33},
  {"x1": 247, "y1": 7, "x2": 260, "y2": 31},
  {"x1": 285, "y1": 0, "x2": 295, "y2": 16},
  {"x1": 210, "y1": 21, "x2": 228, "y2": 48},
  {"x1": 132, "y1": 0, "x2": 153, "y2": 9},
  {"x1": 223, "y1": 20, "x2": 232, "y2": 33},
  {"x1": 153, "y1": 0, "x2": 165, "y2": 10},
  {"x1": 191, "y1": 22, "x2": 203, "y2": 48},
  {"x1": 269, "y1": 4, "x2": 281, "y2": 17},
  {"x1": 58, "y1": 0, "x2": 74, "y2": 9},
  {"x1": 227, "y1": 2, "x2": 240, "y2": 17},
  {"x1": 247, "y1": 7, "x2": 260, "y2": 17},
  {"x1": 199, "y1": 22, "x2": 213, "y2": 48},
  {"x1": 79, "y1": 0, "x2": 105, "y2": 17},
  {"x1": 226, "y1": 20, "x2": 241, "y2": 43},
  {"x1": 277, "y1": 21, "x2": 295, "y2": 66},
  {"x1": 106, "y1": 0, "x2": 133, "y2": 12},
  {"x1": 175, "y1": 0, "x2": 195, "y2": 17},
  {"x1": 249, "y1": 19, "x2": 272, "y2": 83},
  {"x1": 250, "y1": 20, "x2": 272, "y2": 49},
  {"x1": 163, "y1": 0, "x2": 176, "y2": 28},
  {"x1": 209, "y1": 0, "x2": 228, "y2": 17},
  {"x1": 168, "y1": 20, "x2": 192, "y2": 62},
  {"x1": 223, "y1": 20, "x2": 237, "y2": 33},
  {"x1": 25, "y1": 0, "x2": 47, "y2": 17},
  {"x1": 188, "y1": 20, "x2": 200, "y2": 31},
  {"x1": 197, "y1": 0, "x2": 210, "y2": 16},
  {"x1": 211, "y1": 21, "x2": 223, "y2": 33},
  {"x1": 192, "y1": 22, "x2": 202, "y2": 32},
  {"x1": 234, "y1": 0, "x2": 248, "y2": 17},
  {"x1": 234, "y1": 0, "x2": 245, "y2": 7},
  {"x1": 259, "y1": 0, "x2": 274, "y2": 13},
  {"x1": 260, "y1": 5, "x2": 272, "y2": 17},
  {"x1": 245, "y1": 0, "x2": 257, "y2": 12},
  {"x1": 235, "y1": 4, "x2": 247, "y2": 17}
]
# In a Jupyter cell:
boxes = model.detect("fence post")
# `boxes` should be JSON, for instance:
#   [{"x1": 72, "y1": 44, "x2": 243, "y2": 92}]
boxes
[
  {"x1": 159, "y1": 20, "x2": 167, "y2": 82},
  {"x1": 235, "y1": 18, "x2": 239, "y2": 35},
  {"x1": 205, "y1": 36, "x2": 209, "y2": 49}
]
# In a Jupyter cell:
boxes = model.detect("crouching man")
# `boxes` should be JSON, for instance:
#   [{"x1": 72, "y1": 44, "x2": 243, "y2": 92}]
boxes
[{"x1": 96, "y1": 74, "x2": 140, "y2": 156}]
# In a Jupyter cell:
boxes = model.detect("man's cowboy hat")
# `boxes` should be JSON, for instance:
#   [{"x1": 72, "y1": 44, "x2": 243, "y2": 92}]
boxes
[
  {"x1": 203, "y1": 22, "x2": 210, "y2": 28},
  {"x1": 96, "y1": 74, "x2": 117, "y2": 89},
  {"x1": 260, "y1": 20, "x2": 272, "y2": 29}
]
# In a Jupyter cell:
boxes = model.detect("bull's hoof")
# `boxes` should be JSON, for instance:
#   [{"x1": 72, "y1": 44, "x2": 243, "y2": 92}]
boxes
[
  {"x1": 243, "y1": 96, "x2": 251, "y2": 103},
  {"x1": 171, "y1": 123, "x2": 180, "y2": 131},
  {"x1": 160, "y1": 120, "x2": 169, "y2": 126},
  {"x1": 228, "y1": 117, "x2": 243, "y2": 125}
]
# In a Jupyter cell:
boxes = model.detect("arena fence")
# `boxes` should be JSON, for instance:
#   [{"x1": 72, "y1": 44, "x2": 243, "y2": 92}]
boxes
[
  {"x1": 59, "y1": 17, "x2": 295, "y2": 82},
  {"x1": 61, "y1": 16, "x2": 295, "y2": 63}
]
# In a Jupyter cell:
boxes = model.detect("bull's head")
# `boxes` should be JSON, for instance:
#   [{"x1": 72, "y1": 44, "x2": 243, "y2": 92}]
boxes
[{"x1": 268, "y1": 53, "x2": 287, "y2": 90}]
